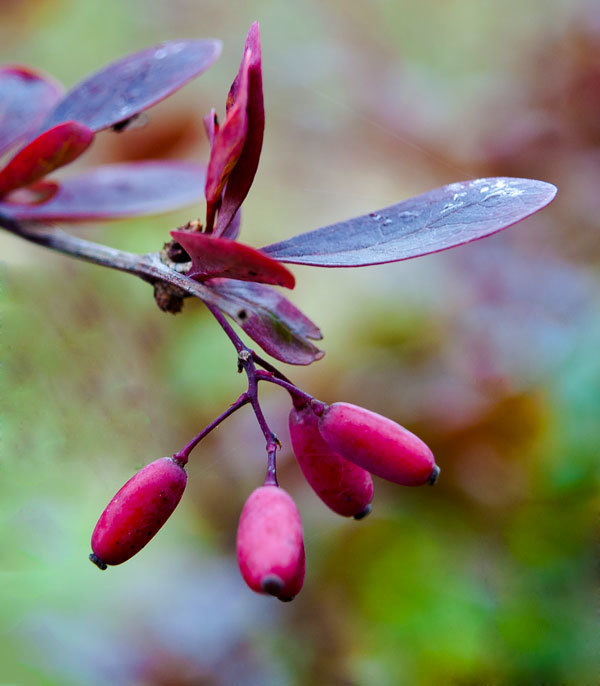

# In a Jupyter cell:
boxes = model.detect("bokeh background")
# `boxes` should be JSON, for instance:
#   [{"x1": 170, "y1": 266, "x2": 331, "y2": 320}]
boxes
[{"x1": 1, "y1": 0, "x2": 599, "y2": 684}]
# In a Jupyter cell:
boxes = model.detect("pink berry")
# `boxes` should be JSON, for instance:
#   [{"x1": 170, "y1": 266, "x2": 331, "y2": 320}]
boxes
[
  {"x1": 236, "y1": 485, "x2": 305, "y2": 601},
  {"x1": 90, "y1": 457, "x2": 187, "y2": 568},
  {"x1": 289, "y1": 404, "x2": 373, "y2": 518},
  {"x1": 318, "y1": 402, "x2": 439, "y2": 486}
]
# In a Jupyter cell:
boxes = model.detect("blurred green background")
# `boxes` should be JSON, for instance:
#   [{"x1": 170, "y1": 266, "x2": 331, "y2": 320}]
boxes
[{"x1": 1, "y1": 0, "x2": 599, "y2": 684}]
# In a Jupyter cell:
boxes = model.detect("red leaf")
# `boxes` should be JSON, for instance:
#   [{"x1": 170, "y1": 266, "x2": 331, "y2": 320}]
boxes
[
  {"x1": 204, "y1": 51, "x2": 250, "y2": 231},
  {"x1": 262, "y1": 178, "x2": 558, "y2": 266},
  {"x1": 206, "y1": 278, "x2": 323, "y2": 365},
  {"x1": 0, "y1": 162, "x2": 205, "y2": 221},
  {"x1": 39, "y1": 40, "x2": 222, "y2": 133},
  {"x1": 215, "y1": 23, "x2": 264, "y2": 236},
  {"x1": 0, "y1": 66, "x2": 63, "y2": 156},
  {"x1": 0, "y1": 122, "x2": 93, "y2": 196},
  {"x1": 171, "y1": 230, "x2": 295, "y2": 289}
]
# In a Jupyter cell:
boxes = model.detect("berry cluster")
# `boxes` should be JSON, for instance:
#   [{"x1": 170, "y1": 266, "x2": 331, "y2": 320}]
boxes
[
  {"x1": 89, "y1": 354, "x2": 439, "y2": 602},
  {"x1": 83, "y1": 22, "x2": 551, "y2": 602},
  {"x1": 1, "y1": 22, "x2": 556, "y2": 603}
]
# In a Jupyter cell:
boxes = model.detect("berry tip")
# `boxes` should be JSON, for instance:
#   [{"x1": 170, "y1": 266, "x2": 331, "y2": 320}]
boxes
[
  {"x1": 261, "y1": 574, "x2": 284, "y2": 597},
  {"x1": 427, "y1": 465, "x2": 441, "y2": 486},
  {"x1": 89, "y1": 553, "x2": 107, "y2": 570},
  {"x1": 353, "y1": 504, "x2": 372, "y2": 520}
]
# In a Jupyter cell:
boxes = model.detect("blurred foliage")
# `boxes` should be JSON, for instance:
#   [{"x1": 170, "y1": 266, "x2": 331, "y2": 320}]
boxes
[{"x1": 1, "y1": 0, "x2": 599, "y2": 684}]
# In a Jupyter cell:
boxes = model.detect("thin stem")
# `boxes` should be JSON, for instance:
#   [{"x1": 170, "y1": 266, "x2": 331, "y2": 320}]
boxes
[
  {"x1": 205, "y1": 302, "x2": 245, "y2": 353},
  {"x1": 173, "y1": 392, "x2": 250, "y2": 465},
  {"x1": 255, "y1": 370, "x2": 321, "y2": 411},
  {"x1": 264, "y1": 445, "x2": 278, "y2": 487},
  {"x1": 252, "y1": 352, "x2": 294, "y2": 384}
]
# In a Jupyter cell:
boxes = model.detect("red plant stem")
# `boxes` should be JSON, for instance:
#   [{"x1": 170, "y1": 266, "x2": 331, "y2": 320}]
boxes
[
  {"x1": 255, "y1": 370, "x2": 319, "y2": 410},
  {"x1": 265, "y1": 445, "x2": 278, "y2": 487},
  {"x1": 173, "y1": 392, "x2": 250, "y2": 465},
  {"x1": 206, "y1": 302, "x2": 245, "y2": 352},
  {"x1": 251, "y1": 352, "x2": 294, "y2": 384},
  {"x1": 206, "y1": 302, "x2": 280, "y2": 484}
]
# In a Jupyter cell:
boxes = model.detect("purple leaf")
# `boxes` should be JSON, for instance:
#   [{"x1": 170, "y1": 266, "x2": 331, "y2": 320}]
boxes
[
  {"x1": 215, "y1": 23, "x2": 264, "y2": 236},
  {"x1": 206, "y1": 278, "x2": 323, "y2": 365},
  {"x1": 171, "y1": 230, "x2": 295, "y2": 288},
  {"x1": 0, "y1": 122, "x2": 93, "y2": 196},
  {"x1": 221, "y1": 207, "x2": 241, "y2": 240},
  {"x1": 0, "y1": 66, "x2": 63, "y2": 156},
  {"x1": 0, "y1": 162, "x2": 205, "y2": 221},
  {"x1": 39, "y1": 40, "x2": 222, "y2": 133},
  {"x1": 262, "y1": 178, "x2": 558, "y2": 266}
]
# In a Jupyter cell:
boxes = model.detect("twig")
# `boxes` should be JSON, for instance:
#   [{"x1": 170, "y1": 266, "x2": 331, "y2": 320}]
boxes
[{"x1": 0, "y1": 220, "x2": 226, "y2": 308}]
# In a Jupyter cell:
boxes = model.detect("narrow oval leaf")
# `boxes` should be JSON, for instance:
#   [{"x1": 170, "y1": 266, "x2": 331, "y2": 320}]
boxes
[
  {"x1": 0, "y1": 66, "x2": 63, "y2": 156},
  {"x1": 262, "y1": 178, "x2": 558, "y2": 267},
  {"x1": 171, "y1": 230, "x2": 295, "y2": 289},
  {"x1": 1, "y1": 162, "x2": 205, "y2": 221},
  {"x1": 204, "y1": 52, "x2": 249, "y2": 208},
  {"x1": 39, "y1": 40, "x2": 222, "y2": 133},
  {"x1": 206, "y1": 278, "x2": 323, "y2": 365},
  {"x1": 0, "y1": 122, "x2": 93, "y2": 196},
  {"x1": 215, "y1": 23, "x2": 264, "y2": 236}
]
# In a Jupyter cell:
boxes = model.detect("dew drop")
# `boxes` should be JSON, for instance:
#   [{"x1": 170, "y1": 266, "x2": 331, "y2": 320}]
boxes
[{"x1": 155, "y1": 47, "x2": 169, "y2": 60}]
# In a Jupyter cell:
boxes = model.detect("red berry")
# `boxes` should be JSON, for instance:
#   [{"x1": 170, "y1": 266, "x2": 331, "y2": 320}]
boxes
[
  {"x1": 289, "y1": 404, "x2": 373, "y2": 518},
  {"x1": 90, "y1": 457, "x2": 187, "y2": 568},
  {"x1": 318, "y1": 402, "x2": 439, "y2": 486},
  {"x1": 236, "y1": 485, "x2": 305, "y2": 601}
]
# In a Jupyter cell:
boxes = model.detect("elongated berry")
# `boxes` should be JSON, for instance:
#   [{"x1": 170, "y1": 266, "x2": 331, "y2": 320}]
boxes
[
  {"x1": 90, "y1": 457, "x2": 187, "y2": 569},
  {"x1": 236, "y1": 485, "x2": 305, "y2": 601},
  {"x1": 289, "y1": 404, "x2": 373, "y2": 518},
  {"x1": 318, "y1": 402, "x2": 439, "y2": 486}
]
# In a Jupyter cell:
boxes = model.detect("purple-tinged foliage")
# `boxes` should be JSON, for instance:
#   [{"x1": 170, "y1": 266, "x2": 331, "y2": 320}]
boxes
[
  {"x1": 171, "y1": 230, "x2": 295, "y2": 288},
  {"x1": 262, "y1": 178, "x2": 557, "y2": 267},
  {"x1": 0, "y1": 22, "x2": 564, "y2": 605},
  {"x1": 0, "y1": 122, "x2": 93, "y2": 196},
  {"x1": 0, "y1": 66, "x2": 63, "y2": 156},
  {"x1": 38, "y1": 40, "x2": 222, "y2": 134},
  {"x1": 206, "y1": 279, "x2": 324, "y2": 365},
  {"x1": 0, "y1": 163, "x2": 207, "y2": 221},
  {"x1": 0, "y1": 42, "x2": 220, "y2": 224}
]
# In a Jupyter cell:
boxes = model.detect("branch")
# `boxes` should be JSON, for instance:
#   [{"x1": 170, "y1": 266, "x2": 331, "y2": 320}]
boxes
[{"x1": 1, "y1": 219, "x2": 228, "y2": 309}]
